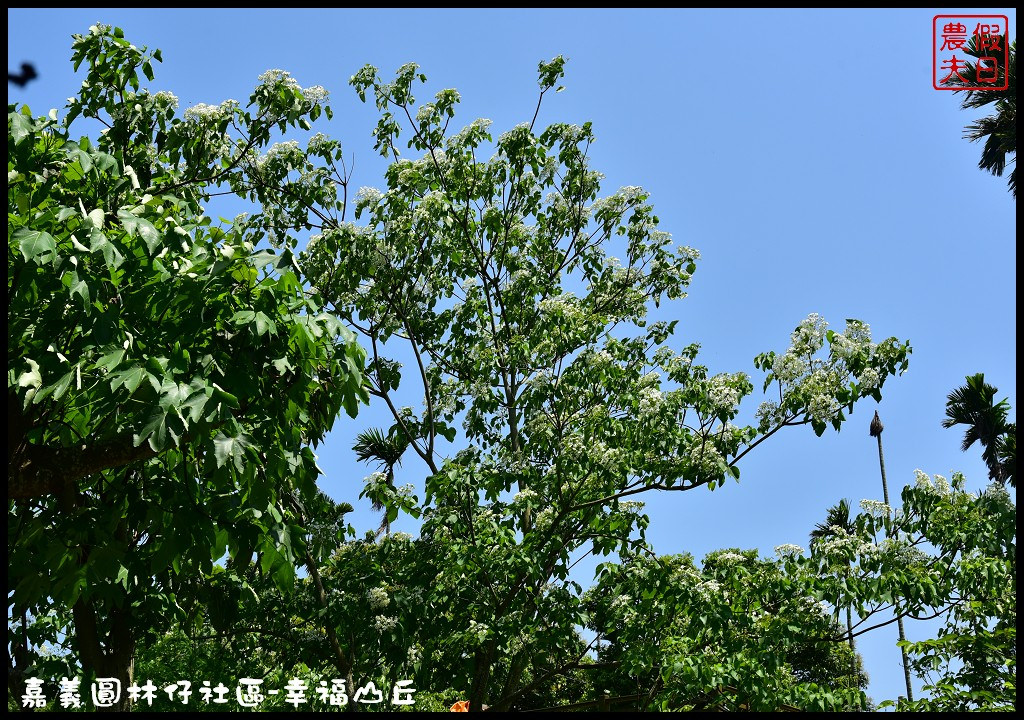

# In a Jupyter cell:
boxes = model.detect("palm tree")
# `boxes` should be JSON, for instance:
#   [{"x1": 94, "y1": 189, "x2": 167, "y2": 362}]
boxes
[
  {"x1": 943, "y1": 35, "x2": 1016, "y2": 198},
  {"x1": 942, "y1": 373, "x2": 1015, "y2": 487},
  {"x1": 870, "y1": 412, "x2": 914, "y2": 702},
  {"x1": 353, "y1": 427, "x2": 410, "y2": 535},
  {"x1": 810, "y1": 499, "x2": 859, "y2": 704}
]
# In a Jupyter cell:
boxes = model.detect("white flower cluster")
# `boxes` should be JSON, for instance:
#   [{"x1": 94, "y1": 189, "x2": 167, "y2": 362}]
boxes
[
  {"x1": 352, "y1": 186, "x2": 381, "y2": 208},
  {"x1": 695, "y1": 578, "x2": 722, "y2": 601},
  {"x1": 790, "y1": 313, "x2": 828, "y2": 356},
  {"x1": 879, "y1": 537, "x2": 928, "y2": 565},
  {"x1": 592, "y1": 441, "x2": 622, "y2": 471},
  {"x1": 407, "y1": 645, "x2": 422, "y2": 664},
  {"x1": 805, "y1": 387, "x2": 842, "y2": 423},
  {"x1": 591, "y1": 348, "x2": 614, "y2": 367},
  {"x1": 258, "y1": 68, "x2": 301, "y2": 91},
  {"x1": 367, "y1": 586, "x2": 390, "y2": 610},
  {"x1": 449, "y1": 118, "x2": 493, "y2": 147},
  {"x1": 538, "y1": 293, "x2": 582, "y2": 321},
  {"x1": 388, "y1": 531, "x2": 413, "y2": 543},
  {"x1": 756, "y1": 401, "x2": 785, "y2": 429},
  {"x1": 467, "y1": 619, "x2": 490, "y2": 644},
  {"x1": 533, "y1": 506, "x2": 556, "y2": 530},
  {"x1": 153, "y1": 90, "x2": 179, "y2": 109},
  {"x1": 689, "y1": 439, "x2": 724, "y2": 476},
  {"x1": 372, "y1": 615, "x2": 398, "y2": 632},
  {"x1": 308, "y1": 133, "x2": 332, "y2": 154},
  {"x1": 513, "y1": 488, "x2": 538, "y2": 505},
  {"x1": 610, "y1": 594, "x2": 633, "y2": 611},
  {"x1": 844, "y1": 319, "x2": 872, "y2": 344},
  {"x1": 707, "y1": 373, "x2": 743, "y2": 412},
  {"x1": 493, "y1": 122, "x2": 528, "y2": 146},
  {"x1": 914, "y1": 469, "x2": 951, "y2": 495},
  {"x1": 415, "y1": 103, "x2": 436, "y2": 123},
  {"x1": 183, "y1": 103, "x2": 222, "y2": 122},
  {"x1": 638, "y1": 386, "x2": 663, "y2": 416},
  {"x1": 830, "y1": 320, "x2": 875, "y2": 361},
  {"x1": 771, "y1": 352, "x2": 808, "y2": 383},
  {"x1": 774, "y1": 544, "x2": 805, "y2": 557},
  {"x1": 813, "y1": 526, "x2": 884, "y2": 567},
  {"x1": 716, "y1": 552, "x2": 746, "y2": 563},
  {"x1": 256, "y1": 140, "x2": 304, "y2": 173},
  {"x1": 303, "y1": 85, "x2": 329, "y2": 105},
  {"x1": 857, "y1": 367, "x2": 881, "y2": 390},
  {"x1": 859, "y1": 498, "x2": 891, "y2": 518}
]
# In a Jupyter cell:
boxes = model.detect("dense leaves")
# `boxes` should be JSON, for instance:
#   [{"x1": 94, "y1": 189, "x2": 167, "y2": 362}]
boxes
[
  {"x1": 8, "y1": 24, "x2": 365, "y2": 707},
  {"x1": 8, "y1": 25, "x2": 1013, "y2": 714}
]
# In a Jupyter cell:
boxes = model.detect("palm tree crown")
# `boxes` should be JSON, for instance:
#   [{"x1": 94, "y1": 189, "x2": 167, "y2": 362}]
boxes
[
  {"x1": 353, "y1": 427, "x2": 410, "y2": 534},
  {"x1": 942, "y1": 373, "x2": 1015, "y2": 486},
  {"x1": 943, "y1": 35, "x2": 1017, "y2": 198}
]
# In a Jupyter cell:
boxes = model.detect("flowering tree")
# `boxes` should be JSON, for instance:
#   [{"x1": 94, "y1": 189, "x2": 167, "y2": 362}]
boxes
[
  {"x1": 585, "y1": 548, "x2": 867, "y2": 711},
  {"x1": 7, "y1": 25, "x2": 365, "y2": 707},
  {"x1": 798, "y1": 474, "x2": 1016, "y2": 711},
  {"x1": 301, "y1": 58, "x2": 911, "y2": 709}
]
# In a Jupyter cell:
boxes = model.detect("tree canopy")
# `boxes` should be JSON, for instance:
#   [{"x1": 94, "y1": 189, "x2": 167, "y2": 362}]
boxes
[{"x1": 7, "y1": 24, "x2": 1014, "y2": 714}]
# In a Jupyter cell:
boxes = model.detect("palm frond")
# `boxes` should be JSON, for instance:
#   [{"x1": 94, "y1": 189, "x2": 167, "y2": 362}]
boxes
[
  {"x1": 353, "y1": 427, "x2": 410, "y2": 469},
  {"x1": 810, "y1": 499, "x2": 853, "y2": 544}
]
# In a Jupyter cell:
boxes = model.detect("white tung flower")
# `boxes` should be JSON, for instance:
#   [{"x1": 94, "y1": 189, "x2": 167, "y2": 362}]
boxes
[
  {"x1": 366, "y1": 586, "x2": 390, "y2": 610},
  {"x1": 689, "y1": 440, "x2": 724, "y2": 475},
  {"x1": 308, "y1": 133, "x2": 331, "y2": 153},
  {"x1": 356, "y1": 186, "x2": 383, "y2": 205},
  {"x1": 372, "y1": 615, "x2": 398, "y2": 632},
  {"x1": 772, "y1": 352, "x2": 807, "y2": 383},
  {"x1": 791, "y1": 313, "x2": 828, "y2": 355},
  {"x1": 774, "y1": 544, "x2": 805, "y2": 557},
  {"x1": 717, "y1": 551, "x2": 746, "y2": 563},
  {"x1": 806, "y1": 393, "x2": 841, "y2": 423},
  {"x1": 860, "y1": 501, "x2": 892, "y2": 518},
  {"x1": 707, "y1": 374, "x2": 741, "y2": 412},
  {"x1": 303, "y1": 85, "x2": 329, "y2": 105},
  {"x1": 638, "y1": 386, "x2": 663, "y2": 416},
  {"x1": 183, "y1": 103, "x2": 221, "y2": 122},
  {"x1": 858, "y1": 367, "x2": 880, "y2": 390},
  {"x1": 153, "y1": 90, "x2": 179, "y2": 109},
  {"x1": 610, "y1": 594, "x2": 633, "y2": 610}
]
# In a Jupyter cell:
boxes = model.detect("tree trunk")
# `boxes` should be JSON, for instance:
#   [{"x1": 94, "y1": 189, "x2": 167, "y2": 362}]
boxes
[{"x1": 469, "y1": 644, "x2": 495, "y2": 711}]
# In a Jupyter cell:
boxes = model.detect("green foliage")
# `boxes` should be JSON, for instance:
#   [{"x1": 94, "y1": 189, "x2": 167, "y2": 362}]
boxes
[
  {"x1": 302, "y1": 58, "x2": 909, "y2": 710},
  {"x1": 942, "y1": 373, "x2": 1015, "y2": 486},
  {"x1": 586, "y1": 550, "x2": 867, "y2": 711},
  {"x1": 942, "y1": 35, "x2": 1017, "y2": 198},
  {"x1": 12, "y1": 24, "x2": 1010, "y2": 715},
  {"x1": 8, "y1": 24, "x2": 365, "y2": 703}
]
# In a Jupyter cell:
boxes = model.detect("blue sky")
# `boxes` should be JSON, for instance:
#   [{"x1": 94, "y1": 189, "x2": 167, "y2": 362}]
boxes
[{"x1": 9, "y1": 7, "x2": 1016, "y2": 706}]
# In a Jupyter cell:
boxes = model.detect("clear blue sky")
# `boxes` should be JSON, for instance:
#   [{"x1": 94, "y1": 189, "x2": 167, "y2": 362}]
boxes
[{"x1": 9, "y1": 8, "x2": 1016, "y2": 707}]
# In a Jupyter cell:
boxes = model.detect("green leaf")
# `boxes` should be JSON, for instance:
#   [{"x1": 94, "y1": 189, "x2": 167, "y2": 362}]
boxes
[
  {"x1": 112, "y1": 366, "x2": 147, "y2": 394},
  {"x1": 70, "y1": 276, "x2": 91, "y2": 309},
  {"x1": 117, "y1": 209, "x2": 161, "y2": 253},
  {"x1": 96, "y1": 349, "x2": 125, "y2": 371},
  {"x1": 10, "y1": 113, "x2": 32, "y2": 145},
  {"x1": 16, "y1": 229, "x2": 57, "y2": 264},
  {"x1": 136, "y1": 408, "x2": 170, "y2": 451},
  {"x1": 182, "y1": 388, "x2": 212, "y2": 423}
]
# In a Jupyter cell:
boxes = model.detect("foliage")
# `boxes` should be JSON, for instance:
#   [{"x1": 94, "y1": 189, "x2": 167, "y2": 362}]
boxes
[
  {"x1": 585, "y1": 549, "x2": 868, "y2": 711},
  {"x1": 301, "y1": 57, "x2": 909, "y2": 709},
  {"x1": 943, "y1": 34, "x2": 1017, "y2": 198},
  {"x1": 13, "y1": 23, "x2": 1013, "y2": 715},
  {"x1": 798, "y1": 475, "x2": 1016, "y2": 711},
  {"x1": 942, "y1": 373, "x2": 1015, "y2": 486},
  {"x1": 7, "y1": 24, "x2": 365, "y2": 706}
]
